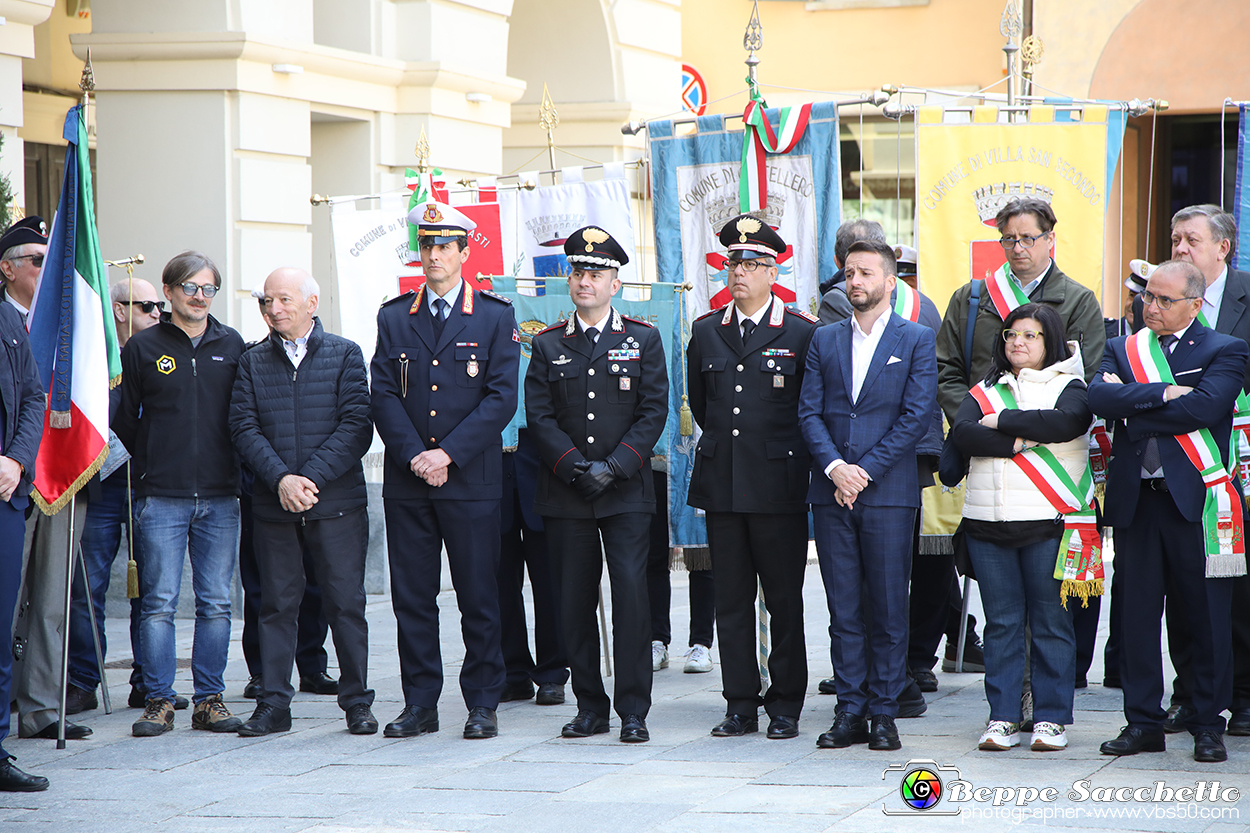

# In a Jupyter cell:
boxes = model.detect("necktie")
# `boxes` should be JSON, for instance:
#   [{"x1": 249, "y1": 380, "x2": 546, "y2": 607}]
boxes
[
  {"x1": 586, "y1": 326, "x2": 599, "y2": 346},
  {"x1": 1141, "y1": 334, "x2": 1177, "y2": 475},
  {"x1": 741, "y1": 319, "x2": 756, "y2": 346},
  {"x1": 433, "y1": 297, "x2": 448, "y2": 340}
]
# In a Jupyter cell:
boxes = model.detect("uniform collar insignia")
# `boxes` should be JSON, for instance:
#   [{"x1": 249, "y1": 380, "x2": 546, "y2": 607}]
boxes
[
  {"x1": 611, "y1": 308, "x2": 623, "y2": 333},
  {"x1": 564, "y1": 317, "x2": 577, "y2": 337},
  {"x1": 768, "y1": 296, "x2": 784, "y2": 327},
  {"x1": 409, "y1": 284, "x2": 426, "y2": 315},
  {"x1": 720, "y1": 304, "x2": 734, "y2": 326},
  {"x1": 460, "y1": 281, "x2": 473, "y2": 315}
]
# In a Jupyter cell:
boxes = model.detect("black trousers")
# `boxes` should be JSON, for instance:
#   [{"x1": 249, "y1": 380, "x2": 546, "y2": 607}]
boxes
[
  {"x1": 240, "y1": 488, "x2": 328, "y2": 679},
  {"x1": 252, "y1": 509, "x2": 373, "y2": 712},
  {"x1": 386, "y1": 497, "x2": 505, "y2": 711},
  {"x1": 547, "y1": 513, "x2": 652, "y2": 719},
  {"x1": 706, "y1": 511, "x2": 808, "y2": 719},
  {"x1": 1168, "y1": 571, "x2": 1250, "y2": 710},
  {"x1": 647, "y1": 469, "x2": 714, "y2": 648},
  {"x1": 497, "y1": 490, "x2": 568, "y2": 686},
  {"x1": 1116, "y1": 486, "x2": 1233, "y2": 733}
]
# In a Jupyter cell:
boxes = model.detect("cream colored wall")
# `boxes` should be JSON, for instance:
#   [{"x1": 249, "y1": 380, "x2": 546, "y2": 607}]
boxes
[{"x1": 1031, "y1": 0, "x2": 1140, "y2": 102}]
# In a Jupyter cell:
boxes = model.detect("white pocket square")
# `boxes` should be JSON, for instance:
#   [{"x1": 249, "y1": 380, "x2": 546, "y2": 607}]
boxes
[
  {"x1": 887, "y1": 356, "x2": 903, "y2": 365},
  {"x1": 1174, "y1": 367, "x2": 1203, "y2": 376}
]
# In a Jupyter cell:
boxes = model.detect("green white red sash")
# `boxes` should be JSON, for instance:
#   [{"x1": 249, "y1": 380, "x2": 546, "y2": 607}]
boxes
[
  {"x1": 1124, "y1": 329, "x2": 1247, "y2": 577},
  {"x1": 984, "y1": 263, "x2": 1031, "y2": 320},
  {"x1": 739, "y1": 99, "x2": 812, "y2": 213},
  {"x1": 1197, "y1": 309, "x2": 1250, "y2": 440},
  {"x1": 970, "y1": 380, "x2": 1104, "y2": 606},
  {"x1": 893, "y1": 283, "x2": 921, "y2": 322}
]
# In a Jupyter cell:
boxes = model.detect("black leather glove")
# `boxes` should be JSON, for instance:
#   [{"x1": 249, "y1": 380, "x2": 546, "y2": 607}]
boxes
[
  {"x1": 573, "y1": 460, "x2": 617, "y2": 502},
  {"x1": 605, "y1": 457, "x2": 629, "y2": 481}
]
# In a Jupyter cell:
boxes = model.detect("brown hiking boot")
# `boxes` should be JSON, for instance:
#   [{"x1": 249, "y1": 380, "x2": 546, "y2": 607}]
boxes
[
  {"x1": 191, "y1": 694, "x2": 243, "y2": 733},
  {"x1": 132, "y1": 698, "x2": 175, "y2": 737}
]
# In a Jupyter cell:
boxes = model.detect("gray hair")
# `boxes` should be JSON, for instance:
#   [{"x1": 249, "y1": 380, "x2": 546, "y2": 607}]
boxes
[
  {"x1": 1172, "y1": 204, "x2": 1237, "y2": 263},
  {"x1": 834, "y1": 220, "x2": 886, "y2": 265},
  {"x1": 110, "y1": 278, "x2": 155, "y2": 305},
  {"x1": 1, "y1": 242, "x2": 40, "y2": 263},
  {"x1": 1154, "y1": 259, "x2": 1207, "y2": 299},
  {"x1": 298, "y1": 273, "x2": 321, "y2": 301},
  {"x1": 162, "y1": 250, "x2": 221, "y2": 288}
]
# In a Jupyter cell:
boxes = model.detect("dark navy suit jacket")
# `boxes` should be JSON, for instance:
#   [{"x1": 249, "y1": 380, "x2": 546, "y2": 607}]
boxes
[
  {"x1": 798, "y1": 310, "x2": 937, "y2": 508},
  {"x1": 1090, "y1": 319, "x2": 1248, "y2": 526}
]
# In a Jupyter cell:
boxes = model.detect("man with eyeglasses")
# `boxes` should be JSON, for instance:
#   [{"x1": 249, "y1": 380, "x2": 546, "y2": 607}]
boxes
[
  {"x1": 115, "y1": 251, "x2": 246, "y2": 737},
  {"x1": 62, "y1": 278, "x2": 172, "y2": 717},
  {"x1": 686, "y1": 216, "x2": 816, "y2": 741},
  {"x1": 0, "y1": 217, "x2": 47, "y2": 321}
]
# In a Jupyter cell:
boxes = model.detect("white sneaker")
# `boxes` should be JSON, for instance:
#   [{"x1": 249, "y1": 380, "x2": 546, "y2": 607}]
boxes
[
  {"x1": 978, "y1": 720, "x2": 1021, "y2": 751},
  {"x1": 1030, "y1": 721, "x2": 1068, "y2": 751},
  {"x1": 683, "y1": 645, "x2": 713, "y2": 673},
  {"x1": 652, "y1": 641, "x2": 669, "y2": 671}
]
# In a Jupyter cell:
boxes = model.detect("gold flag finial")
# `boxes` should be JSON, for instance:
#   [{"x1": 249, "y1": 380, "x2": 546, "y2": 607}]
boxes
[
  {"x1": 1021, "y1": 35, "x2": 1044, "y2": 79},
  {"x1": 414, "y1": 126, "x2": 430, "y2": 173},
  {"x1": 539, "y1": 83, "x2": 559, "y2": 132}
]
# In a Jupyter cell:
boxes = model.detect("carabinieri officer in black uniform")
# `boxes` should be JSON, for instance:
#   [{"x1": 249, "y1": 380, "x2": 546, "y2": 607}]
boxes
[
  {"x1": 370, "y1": 200, "x2": 520, "y2": 741},
  {"x1": 686, "y1": 216, "x2": 818, "y2": 741},
  {"x1": 525, "y1": 227, "x2": 668, "y2": 743}
]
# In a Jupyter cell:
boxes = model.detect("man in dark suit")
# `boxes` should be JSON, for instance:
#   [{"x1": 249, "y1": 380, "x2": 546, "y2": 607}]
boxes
[
  {"x1": 686, "y1": 216, "x2": 817, "y2": 740},
  {"x1": 799, "y1": 239, "x2": 938, "y2": 752},
  {"x1": 1131, "y1": 206, "x2": 1250, "y2": 736},
  {"x1": 525, "y1": 227, "x2": 667, "y2": 743},
  {"x1": 370, "y1": 201, "x2": 520, "y2": 740},
  {"x1": 1090, "y1": 259, "x2": 1246, "y2": 763}
]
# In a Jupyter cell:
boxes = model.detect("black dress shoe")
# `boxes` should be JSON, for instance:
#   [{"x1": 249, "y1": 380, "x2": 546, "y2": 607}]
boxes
[
  {"x1": 0, "y1": 759, "x2": 48, "y2": 792},
  {"x1": 500, "y1": 680, "x2": 535, "y2": 702},
  {"x1": 237, "y1": 703, "x2": 292, "y2": 737},
  {"x1": 766, "y1": 715, "x2": 799, "y2": 740},
  {"x1": 817, "y1": 677, "x2": 837, "y2": 695},
  {"x1": 32, "y1": 721, "x2": 92, "y2": 740},
  {"x1": 1102, "y1": 674, "x2": 1121, "y2": 689},
  {"x1": 299, "y1": 673, "x2": 339, "y2": 695},
  {"x1": 384, "y1": 706, "x2": 439, "y2": 738},
  {"x1": 1226, "y1": 707, "x2": 1250, "y2": 736},
  {"x1": 1194, "y1": 731, "x2": 1227, "y2": 762},
  {"x1": 620, "y1": 714, "x2": 649, "y2": 743},
  {"x1": 562, "y1": 710, "x2": 610, "y2": 738},
  {"x1": 911, "y1": 668, "x2": 938, "y2": 693},
  {"x1": 816, "y1": 711, "x2": 869, "y2": 748},
  {"x1": 711, "y1": 714, "x2": 758, "y2": 737},
  {"x1": 1162, "y1": 703, "x2": 1197, "y2": 734},
  {"x1": 65, "y1": 685, "x2": 98, "y2": 715},
  {"x1": 1100, "y1": 725, "x2": 1166, "y2": 756},
  {"x1": 941, "y1": 634, "x2": 985, "y2": 673},
  {"x1": 1075, "y1": 674, "x2": 1088, "y2": 690},
  {"x1": 464, "y1": 707, "x2": 498, "y2": 739},
  {"x1": 868, "y1": 715, "x2": 901, "y2": 751},
  {"x1": 243, "y1": 676, "x2": 262, "y2": 699},
  {"x1": 897, "y1": 680, "x2": 928, "y2": 719},
  {"x1": 346, "y1": 704, "x2": 378, "y2": 735},
  {"x1": 535, "y1": 682, "x2": 565, "y2": 706}
]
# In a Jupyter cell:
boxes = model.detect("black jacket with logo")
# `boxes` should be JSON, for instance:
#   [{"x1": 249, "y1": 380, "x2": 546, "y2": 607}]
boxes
[{"x1": 114, "y1": 314, "x2": 245, "y2": 498}]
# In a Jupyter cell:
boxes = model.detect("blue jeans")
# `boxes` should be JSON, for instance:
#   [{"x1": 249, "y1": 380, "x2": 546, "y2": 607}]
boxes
[
  {"x1": 966, "y1": 533, "x2": 1076, "y2": 725},
  {"x1": 136, "y1": 496, "x2": 239, "y2": 703},
  {"x1": 69, "y1": 476, "x2": 142, "y2": 691}
]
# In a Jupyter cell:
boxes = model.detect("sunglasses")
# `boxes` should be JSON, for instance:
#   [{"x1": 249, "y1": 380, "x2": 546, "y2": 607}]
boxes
[
  {"x1": 122, "y1": 300, "x2": 166, "y2": 314},
  {"x1": 8, "y1": 254, "x2": 44, "y2": 268}
]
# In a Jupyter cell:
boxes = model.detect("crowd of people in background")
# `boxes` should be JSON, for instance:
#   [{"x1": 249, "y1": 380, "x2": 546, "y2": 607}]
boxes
[{"x1": 1, "y1": 195, "x2": 1248, "y2": 792}]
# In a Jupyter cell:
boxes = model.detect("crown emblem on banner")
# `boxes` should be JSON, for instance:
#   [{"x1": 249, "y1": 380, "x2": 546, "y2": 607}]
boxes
[
  {"x1": 706, "y1": 193, "x2": 786, "y2": 234},
  {"x1": 974, "y1": 182, "x2": 1055, "y2": 224}
]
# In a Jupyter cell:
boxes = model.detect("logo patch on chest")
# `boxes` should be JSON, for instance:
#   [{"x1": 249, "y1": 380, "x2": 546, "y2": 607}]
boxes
[{"x1": 157, "y1": 355, "x2": 176, "y2": 375}]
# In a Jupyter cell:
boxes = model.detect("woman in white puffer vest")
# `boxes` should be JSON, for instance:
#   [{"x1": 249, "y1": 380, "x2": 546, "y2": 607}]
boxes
[{"x1": 951, "y1": 303, "x2": 1092, "y2": 755}]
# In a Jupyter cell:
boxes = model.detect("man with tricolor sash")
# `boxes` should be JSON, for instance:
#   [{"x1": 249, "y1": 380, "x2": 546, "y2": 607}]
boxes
[{"x1": 1090, "y1": 260, "x2": 1248, "y2": 764}]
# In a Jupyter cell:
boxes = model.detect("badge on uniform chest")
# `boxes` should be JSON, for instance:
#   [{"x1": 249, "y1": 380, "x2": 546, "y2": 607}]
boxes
[
  {"x1": 467, "y1": 360, "x2": 479, "y2": 377},
  {"x1": 620, "y1": 377, "x2": 631, "y2": 391},
  {"x1": 773, "y1": 375, "x2": 784, "y2": 388}
]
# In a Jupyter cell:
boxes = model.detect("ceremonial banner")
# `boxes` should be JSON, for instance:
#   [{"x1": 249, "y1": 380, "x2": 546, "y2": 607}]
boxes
[
  {"x1": 1235, "y1": 103, "x2": 1250, "y2": 273},
  {"x1": 27, "y1": 105, "x2": 121, "y2": 513},
  {"x1": 915, "y1": 105, "x2": 1111, "y2": 311}
]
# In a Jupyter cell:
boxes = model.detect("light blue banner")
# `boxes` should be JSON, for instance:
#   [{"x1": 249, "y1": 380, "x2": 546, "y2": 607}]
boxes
[{"x1": 1236, "y1": 105, "x2": 1250, "y2": 273}]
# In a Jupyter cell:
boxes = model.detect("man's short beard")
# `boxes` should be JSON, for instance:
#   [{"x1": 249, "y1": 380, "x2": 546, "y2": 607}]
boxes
[{"x1": 850, "y1": 286, "x2": 885, "y2": 312}]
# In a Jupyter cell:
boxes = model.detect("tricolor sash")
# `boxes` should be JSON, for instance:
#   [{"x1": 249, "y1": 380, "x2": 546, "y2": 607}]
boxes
[
  {"x1": 1124, "y1": 329, "x2": 1247, "y2": 577},
  {"x1": 970, "y1": 380, "x2": 1104, "y2": 606},
  {"x1": 985, "y1": 263, "x2": 1031, "y2": 320},
  {"x1": 893, "y1": 283, "x2": 921, "y2": 323},
  {"x1": 739, "y1": 99, "x2": 812, "y2": 213},
  {"x1": 1197, "y1": 309, "x2": 1250, "y2": 446}
]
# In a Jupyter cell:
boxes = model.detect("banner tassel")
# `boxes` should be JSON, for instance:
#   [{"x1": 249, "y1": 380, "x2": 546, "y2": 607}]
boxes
[
  {"x1": 127, "y1": 558, "x2": 139, "y2": 599},
  {"x1": 679, "y1": 395, "x2": 693, "y2": 436}
]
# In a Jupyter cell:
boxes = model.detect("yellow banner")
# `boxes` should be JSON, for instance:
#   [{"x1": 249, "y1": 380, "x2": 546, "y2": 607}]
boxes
[{"x1": 916, "y1": 106, "x2": 1108, "y2": 312}]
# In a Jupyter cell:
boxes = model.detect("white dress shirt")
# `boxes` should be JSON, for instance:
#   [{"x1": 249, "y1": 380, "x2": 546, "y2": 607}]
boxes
[
  {"x1": 282, "y1": 321, "x2": 315, "y2": 368},
  {"x1": 826, "y1": 307, "x2": 892, "y2": 479},
  {"x1": 736, "y1": 297, "x2": 771, "y2": 339},
  {"x1": 1203, "y1": 265, "x2": 1229, "y2": 328},
  {"x1": 575, "y1": 308, "x2": 612, "y2": 342}
]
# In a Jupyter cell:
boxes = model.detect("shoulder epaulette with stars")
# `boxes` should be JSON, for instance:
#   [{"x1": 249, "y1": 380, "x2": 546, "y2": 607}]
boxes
[
  {"x1": 478, "y1": 289, "x2": 513, "y2": 305},
  {"x1": 620, "y1": 314, "x2": 654, "y2": 329},
  {"x1": 786, "y1": 307, "x2": 818, "y2": 323},
  {"x1": 381, "y1": 290, "x2": 415, "y2": 308},
  {"x1": 536, "y1": 320, "x2": 567, "y2": 336},
  {"x1": 694, "y1": 307, "x2": 722, "y2": 322}
]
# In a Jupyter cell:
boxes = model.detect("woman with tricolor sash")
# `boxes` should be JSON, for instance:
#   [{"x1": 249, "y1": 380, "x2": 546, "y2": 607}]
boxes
[{"x1": 951, "y1": 303, "x2": 1095, "y2": 754}]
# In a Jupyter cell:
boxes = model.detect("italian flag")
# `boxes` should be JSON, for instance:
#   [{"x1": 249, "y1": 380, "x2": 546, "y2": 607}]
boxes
[
  {"x1": 739, "y1": 99, "x2": 811, "y2": 213},
  {"x1": 26, "y1": 105, "x2": 120, "y2": 514}
]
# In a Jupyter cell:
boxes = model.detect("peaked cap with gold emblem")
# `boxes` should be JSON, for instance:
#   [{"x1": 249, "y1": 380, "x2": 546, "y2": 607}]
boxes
[
  {"x1": 564, "y1": 226, "x2": 629, "y2": 270},
  {"x1": 718, "y1": 213, "x2": 786, "y2": 261},
  {"x1": 407, "y1": 200, "x2": 477, "y2": 246}
]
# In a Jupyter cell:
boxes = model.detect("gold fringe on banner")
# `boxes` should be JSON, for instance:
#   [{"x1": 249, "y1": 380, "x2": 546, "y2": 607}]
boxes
[{"x1": 31, "y1": 444, "x2": 107, "y2": 516}]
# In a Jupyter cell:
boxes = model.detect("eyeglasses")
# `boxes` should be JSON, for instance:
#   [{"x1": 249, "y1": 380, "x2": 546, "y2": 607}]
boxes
[
  {"x1": 122, "y1": 300, "x2": 165, "y2": 314},
  {"x1": 178, "y1": 282, "x2": 219, "y2": 298},
  {"x1": 1002, "y1": 329, "x2": 1044, "y2": 343},
  {"x1": 1140, "y1": 291, "x2": 1199, "y2": 311},
  {"x1": 6, "y1": 254, "x2": 44, "y2": 268},
  {"x1": 998, "y1": 234, "x2": 1048, "y2": 250},
  {"x1": 729, "y1": 259, "x2": 772, "y2": 273}
]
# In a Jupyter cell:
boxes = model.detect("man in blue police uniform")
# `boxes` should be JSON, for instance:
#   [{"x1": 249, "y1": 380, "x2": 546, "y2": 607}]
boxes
[
  {"x1": 525, "y1": 227, "x2": 668, "y2": 743},
  {"x1": 686, "y1": 216, "x2": 817, "y2": 740},
  {"x1": 370, "y1": 201, "x2": 520, "y2": 740}
]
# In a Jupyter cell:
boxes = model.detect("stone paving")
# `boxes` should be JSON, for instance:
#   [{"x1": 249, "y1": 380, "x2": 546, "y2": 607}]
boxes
[{"x1": 2, "y1": 552, "x2": 1248, "y2": 832}]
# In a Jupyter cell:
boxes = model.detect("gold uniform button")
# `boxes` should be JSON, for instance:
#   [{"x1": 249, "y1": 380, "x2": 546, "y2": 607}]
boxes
[
  {"x1": 735, "y1": 385, "x2": 742, "y2": 392},
  {"x1": 732, "y1": 429, "x2": 740, "y2": 437},
  {"x1": 588, "y1": 391, "x2": 595, "y2": 399},
  {"x1": 587, "y1": 436, "x2": 595, "y2": 443},
  {"x1": 431, "y1": 384, "x2": 438, "y2": 391},
  {"x1": 432, "y1": 359, "x2": 439, "y2": 366},
  {"x1": 400, "y1": 352, "x2": 407, "y2": 359},
  {"x1": 430, "y1": 410, "x2": 437, "y2": 417}
]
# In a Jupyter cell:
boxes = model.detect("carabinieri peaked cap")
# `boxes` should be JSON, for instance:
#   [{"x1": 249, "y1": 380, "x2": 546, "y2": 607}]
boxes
[
  {"x1": 718, "y1": 214, "x2": 786, "y2": 260},
  {"x1": 408, "y1": 200, "x2": 476, "y2": 245},
  {"x1": 564, "y1": 226, "x2": 629, "y2": 270},
  {"x1": 0, "y1": 216, "x2": 48, "y2": 257}
]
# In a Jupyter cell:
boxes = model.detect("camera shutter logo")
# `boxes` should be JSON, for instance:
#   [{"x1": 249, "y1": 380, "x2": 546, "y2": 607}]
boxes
[{"x1": 900, "y1": 767, "x2": 943, "y2": 811}]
